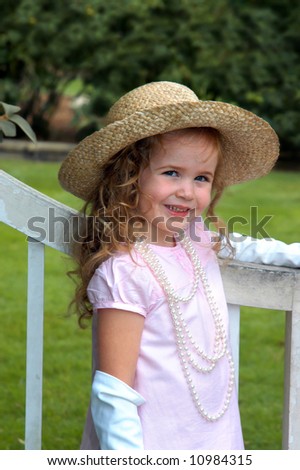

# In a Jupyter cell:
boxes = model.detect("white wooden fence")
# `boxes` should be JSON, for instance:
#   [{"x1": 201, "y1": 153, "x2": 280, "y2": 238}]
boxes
[{"x1": 1, "y1": 169, "x2": 300, "y2": 450}]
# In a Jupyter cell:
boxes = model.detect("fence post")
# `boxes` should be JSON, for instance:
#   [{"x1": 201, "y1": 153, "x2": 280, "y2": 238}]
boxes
[
  {"x1": 283, "y1": 275, "x2": 300, "y2": 449},
  {"x1": 25, "y1": 238, "x2": 45, "y2": 450}
]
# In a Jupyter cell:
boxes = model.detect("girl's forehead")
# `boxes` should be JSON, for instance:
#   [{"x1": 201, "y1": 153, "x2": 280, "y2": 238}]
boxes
[
  {"x1": 145, "y1": 133, "x2": 219, "y2": 174},
  {"x1": 150, "y1": 129, "x2": 220, "y2": 160}
]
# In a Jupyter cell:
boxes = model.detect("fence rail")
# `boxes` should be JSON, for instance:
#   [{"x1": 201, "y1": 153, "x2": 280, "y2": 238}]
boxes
[{"x1": 1, "y1": 169, "x2": 300, "y2": 449}]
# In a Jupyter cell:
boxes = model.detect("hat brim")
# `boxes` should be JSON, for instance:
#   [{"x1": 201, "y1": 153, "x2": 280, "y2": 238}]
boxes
[{"x1": 59, "y1": 100, "x2": 279, "y2": 200}]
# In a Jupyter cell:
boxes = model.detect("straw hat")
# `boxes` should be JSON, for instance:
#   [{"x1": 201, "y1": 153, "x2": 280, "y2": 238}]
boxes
[{"x1": 59, "y1": 81, "x2": 279, "y2": 200}]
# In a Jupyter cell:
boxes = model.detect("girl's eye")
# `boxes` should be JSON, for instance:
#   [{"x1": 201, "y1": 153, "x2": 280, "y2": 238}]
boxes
[
  {"x1": 195, "y1": 175, "x2": 208, "y2": 182},
  {"x1": 163, "y1": 170, "x2": 178, "y2": 177}
]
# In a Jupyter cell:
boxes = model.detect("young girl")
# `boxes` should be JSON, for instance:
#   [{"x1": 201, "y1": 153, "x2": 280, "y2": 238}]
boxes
[{"x1": 59, "y1": 81, "x2": 300, "y2": 450}]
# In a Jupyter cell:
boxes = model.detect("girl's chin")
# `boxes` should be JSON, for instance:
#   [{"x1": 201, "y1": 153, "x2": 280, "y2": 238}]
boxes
[{"x1": 136, "y1": 216, "x2": 193, "y2": 245}]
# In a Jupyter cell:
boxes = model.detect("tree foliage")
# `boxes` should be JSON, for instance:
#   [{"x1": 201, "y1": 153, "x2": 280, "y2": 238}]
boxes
[{"x1": 1, "y1": 0, "x2": 300, "y2": 151}]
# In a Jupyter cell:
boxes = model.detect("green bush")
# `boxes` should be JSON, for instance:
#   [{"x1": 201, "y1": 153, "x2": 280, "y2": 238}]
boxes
[{"x1": 1, "y1": 0, "x2": 300, "y2": 151}]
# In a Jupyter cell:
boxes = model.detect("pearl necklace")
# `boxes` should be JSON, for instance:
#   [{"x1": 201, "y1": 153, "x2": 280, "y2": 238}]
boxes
[{"x1": 134, "y1": 235, "x2": 235, "y2": 422}]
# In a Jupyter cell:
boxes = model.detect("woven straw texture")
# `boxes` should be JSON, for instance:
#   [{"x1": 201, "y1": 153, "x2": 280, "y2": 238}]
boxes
[{"x1": 59, "y1": 81, "x2": 279, "y2": 200}]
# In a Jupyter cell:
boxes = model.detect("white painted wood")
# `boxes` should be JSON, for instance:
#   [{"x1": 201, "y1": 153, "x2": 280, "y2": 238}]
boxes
[
  {"x1": 228, "y1": 304, "x2": 240, "y2": 392},
  {"x1": 283, "y1": 277, "x2": 300, "y2": 449},
  {"x1": 25, "y1": 238, "x2": 45, "y2": 449},
  {"x1": 283, "y1": 310, "x2": 292, "y2": 449},
  {"x1": 0, "y1": 170, "x2": 77, "y2": 254},
  {"x1": 220, "y1": 259, "x2": 297, "y2": 311}
]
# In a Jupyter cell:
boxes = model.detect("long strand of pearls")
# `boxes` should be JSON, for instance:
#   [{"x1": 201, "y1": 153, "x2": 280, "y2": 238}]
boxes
[{"x1": 134, "y1": 235, "x2": 235, "y2": 422}]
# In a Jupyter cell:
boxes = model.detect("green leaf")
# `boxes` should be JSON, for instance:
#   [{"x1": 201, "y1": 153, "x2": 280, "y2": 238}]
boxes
[
  {"x1": 0, "y1": 102, "x2": 21, "y2": 117},
  {"x1": 9, "y1": 114, "x2": 37, "y2": 143},
  {"x1": 0, "y1": 120, "x2": 17, "y2": 137}
]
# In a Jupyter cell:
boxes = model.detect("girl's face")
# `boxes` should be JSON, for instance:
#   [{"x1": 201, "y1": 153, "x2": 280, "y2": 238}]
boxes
[{"x1": 137, "y1": 130, "x2": 219, "y2": 246}]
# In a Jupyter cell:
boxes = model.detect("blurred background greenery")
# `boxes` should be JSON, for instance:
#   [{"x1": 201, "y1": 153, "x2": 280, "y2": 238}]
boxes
[{"x1": 1, "y1": 0, "x2": 300, "y2": 158}]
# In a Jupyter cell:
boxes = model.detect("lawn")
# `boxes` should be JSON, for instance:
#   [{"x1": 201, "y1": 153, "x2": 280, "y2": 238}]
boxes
[{"x1": 0, "y1": 156, "x2": 299, "y2": 449}]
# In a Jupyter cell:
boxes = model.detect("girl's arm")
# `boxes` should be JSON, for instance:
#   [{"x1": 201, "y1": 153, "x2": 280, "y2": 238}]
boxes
[
  {"x1": 91, "y1": 308, "x2": 145, "y2": 450},
  {"x1": 219, "y1": 233, "x2": 300, "y2": 267},
  {"x1": 97, "y1": 309, "x2": 145, "y2": 386}
]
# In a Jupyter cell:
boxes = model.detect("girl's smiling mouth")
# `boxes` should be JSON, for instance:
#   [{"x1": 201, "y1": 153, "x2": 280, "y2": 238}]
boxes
[{"x1": 165, "y1": 205, "x2": 191, "y2": 216}]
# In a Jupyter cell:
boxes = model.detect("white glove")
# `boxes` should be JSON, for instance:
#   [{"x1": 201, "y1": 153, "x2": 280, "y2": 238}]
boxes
[
  {"x1": 219, "y1": 233, "x2": 300, "y2": 268},
  {"x1": 91, "y1": 370, "x2": 145, "y2": 450}
]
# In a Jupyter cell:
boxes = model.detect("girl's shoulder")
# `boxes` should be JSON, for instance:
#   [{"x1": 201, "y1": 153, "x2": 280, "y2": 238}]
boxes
[
  {"x1": 90, "y1": 248, "x2": 150, "y2": 288},
  {"x1": 87, "y1": 248, "x2": 159, "y2": 314}
]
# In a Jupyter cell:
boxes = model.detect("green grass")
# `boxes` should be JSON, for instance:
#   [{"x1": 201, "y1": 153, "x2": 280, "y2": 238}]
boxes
[{"x1": 1, "y1": 157, "x2": 299, "y2": 449}]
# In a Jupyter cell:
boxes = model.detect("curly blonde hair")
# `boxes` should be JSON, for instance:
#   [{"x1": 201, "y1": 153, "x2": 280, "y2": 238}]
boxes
[{"x1": 69, "y1": 127, "x2": 228, "y2": 326}]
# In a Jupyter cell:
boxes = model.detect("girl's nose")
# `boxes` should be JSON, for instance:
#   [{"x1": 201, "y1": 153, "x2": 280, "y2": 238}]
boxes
[{"x1": 175, "y1": 180, "x2": 194, "y2": 200}]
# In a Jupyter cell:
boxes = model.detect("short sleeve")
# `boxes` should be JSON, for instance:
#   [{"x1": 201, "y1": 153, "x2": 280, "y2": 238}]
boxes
[{"x1": 87, "y1": 254, "x2": 153, "y2": 317}]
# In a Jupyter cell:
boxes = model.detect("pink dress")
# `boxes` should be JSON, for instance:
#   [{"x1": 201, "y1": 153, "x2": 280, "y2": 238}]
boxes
[{"x1": 81, "y1": 224, "x2": 244, "y2": 450}]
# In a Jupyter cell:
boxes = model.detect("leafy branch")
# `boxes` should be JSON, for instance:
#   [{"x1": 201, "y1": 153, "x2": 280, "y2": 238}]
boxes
[{"x1": 0, "y1": 102, "x2": 36, "y2": 143}]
